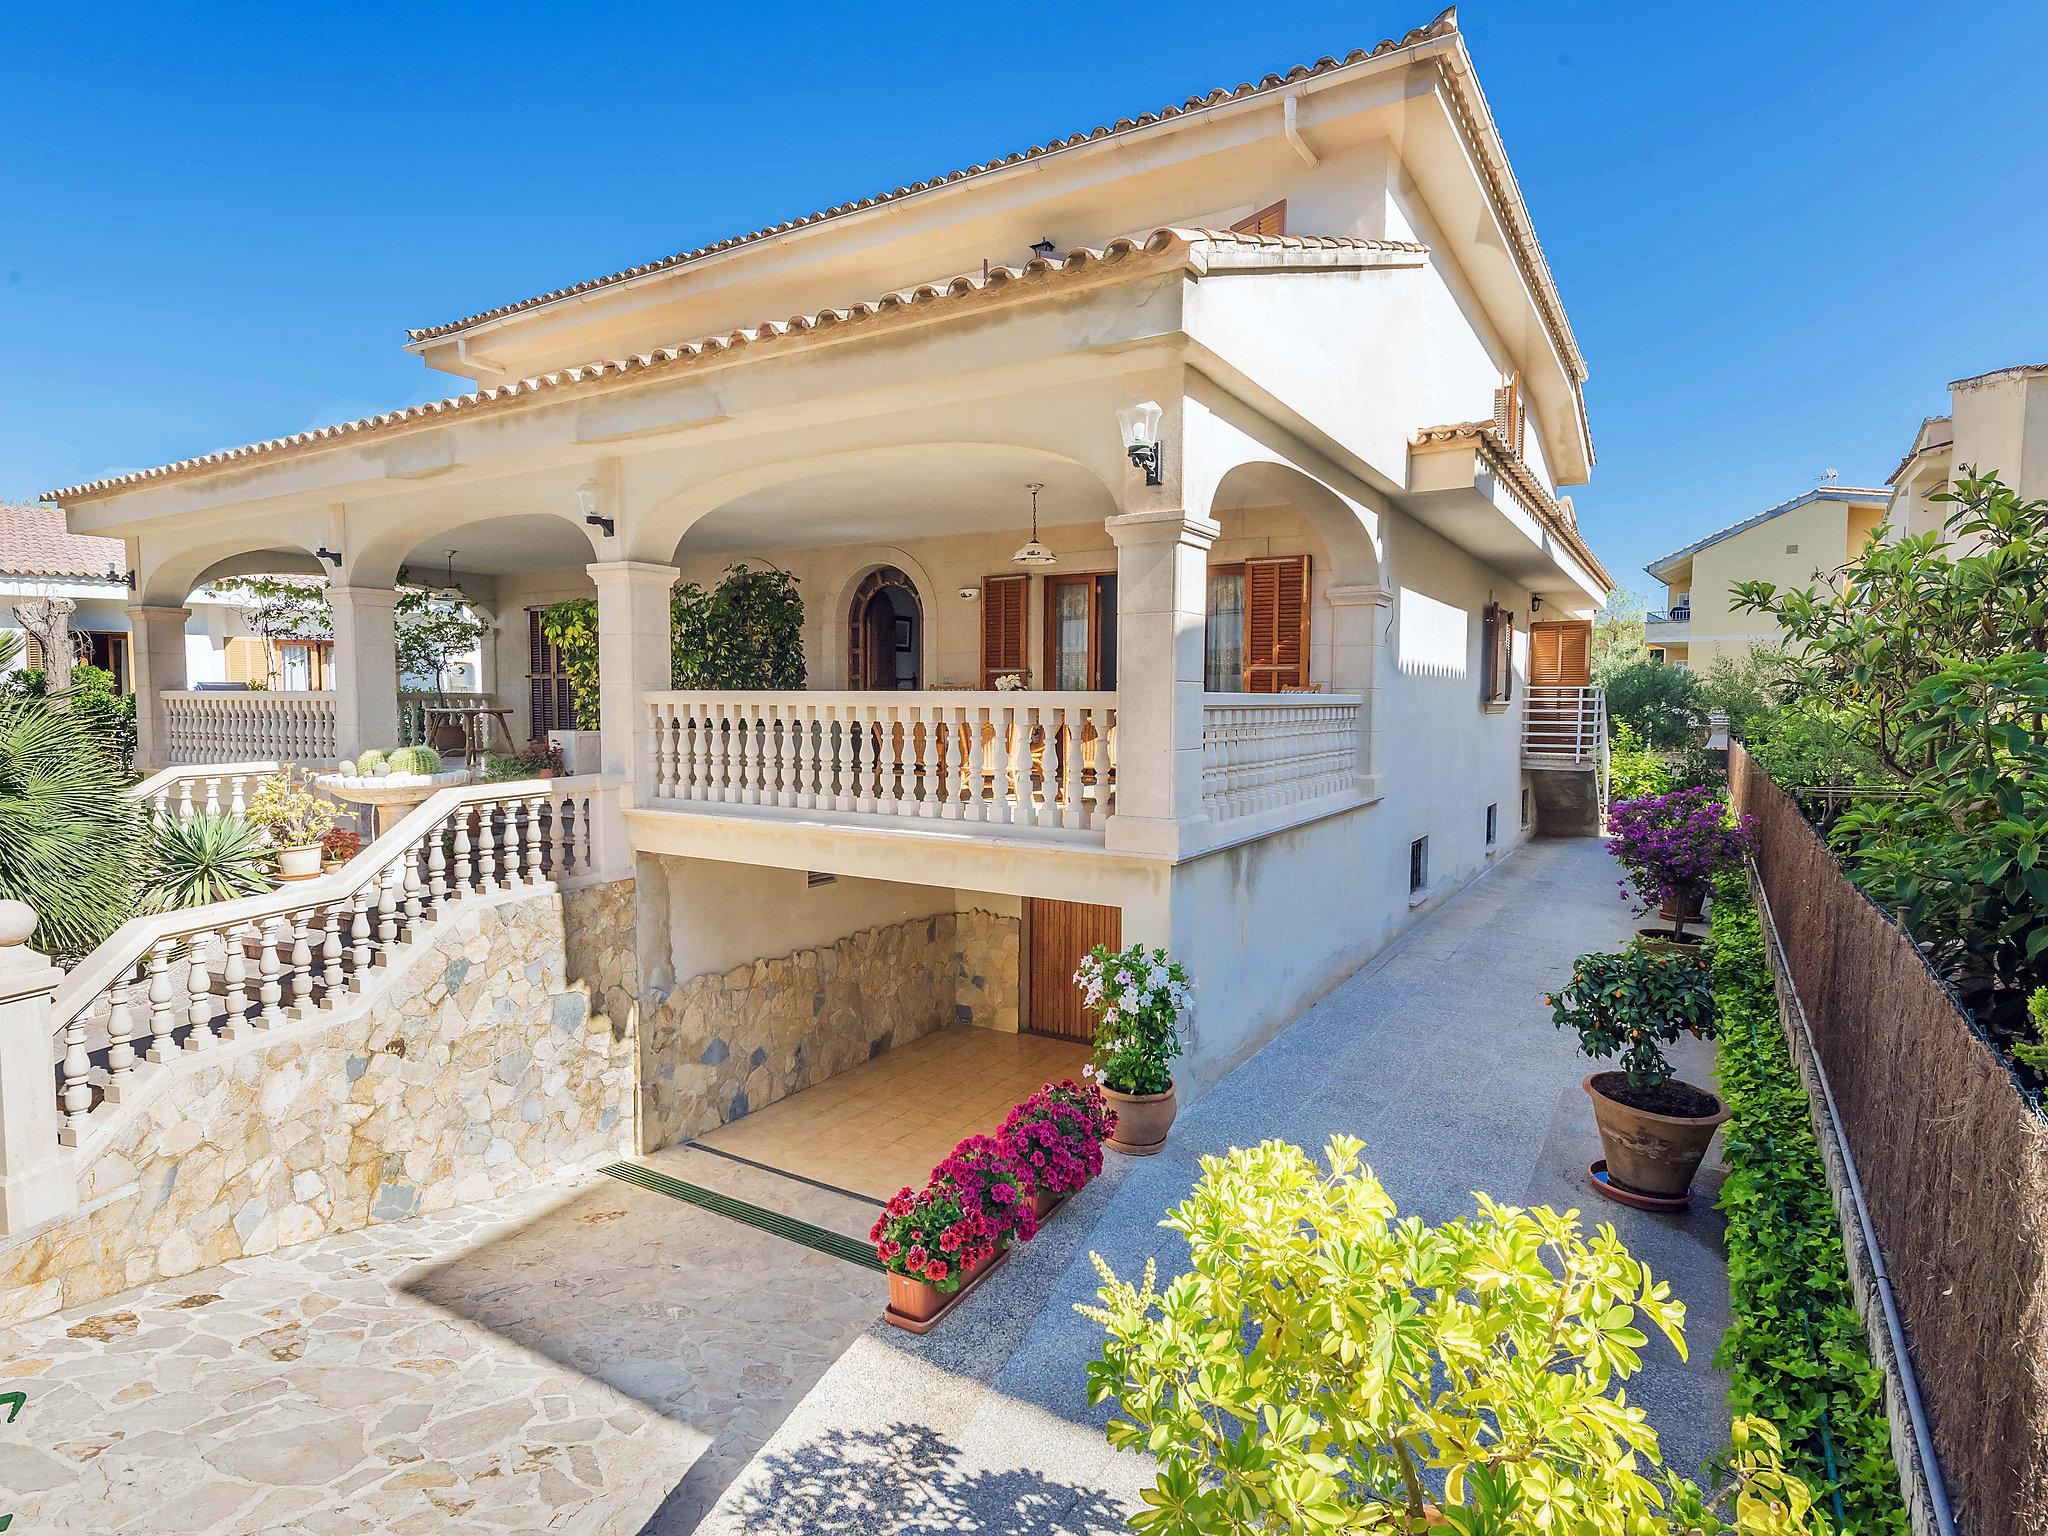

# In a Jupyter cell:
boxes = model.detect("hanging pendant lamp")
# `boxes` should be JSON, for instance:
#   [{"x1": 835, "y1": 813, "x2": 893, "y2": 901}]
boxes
[{"x1": 1011, "y1": 482, "x2": 1056, "y2": 567}]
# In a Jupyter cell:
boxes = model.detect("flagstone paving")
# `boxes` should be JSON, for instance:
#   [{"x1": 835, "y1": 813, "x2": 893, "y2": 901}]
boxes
[{"x1": 0, "y1": 836, "x2": 1732, "y2": 1533}]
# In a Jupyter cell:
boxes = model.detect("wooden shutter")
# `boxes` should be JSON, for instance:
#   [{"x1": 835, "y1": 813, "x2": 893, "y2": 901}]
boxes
[
  {"x1": 980, "y1": 575, "x2": 1028, "y2": 688},
  {"x1": 1026, "y1": 898, "x2": 1122, "y2": 1040},
  {"x1": 224, "y1": 636, "x2": 268, "y2": 686},
  {"x1": 24, "y1": 634, "x2": 44, "y2": 670},
  {"x1": 1529, "y1": 620, "x2": 1590, "y2": 688},
  {"x1": 1483, "y1": 604, "x2": 1514, "y2": 704},
  {"x1": 527, "y1": 606, "x2": 577, "y2": 735},
  {"x1": 1229, "y1": 200, "x2": 1287, "y2": 237},
  {"x1": 1243, "y1": 555, "x2": 1310, "y2": 693},
  {"x1": 1492, "y1": 372, "x2": 1525, "y2": 458}
]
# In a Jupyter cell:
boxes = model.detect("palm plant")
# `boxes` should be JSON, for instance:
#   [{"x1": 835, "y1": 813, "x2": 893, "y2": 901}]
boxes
[
  {"x1": 0, "y1": 693, "x2": 147, "y2": 958},
  {"x1": 145, "y1": 813, "x2": 275, "y2": 912}
]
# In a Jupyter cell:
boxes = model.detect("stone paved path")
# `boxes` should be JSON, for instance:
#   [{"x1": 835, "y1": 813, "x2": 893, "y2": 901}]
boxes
[{"x1": 0, "y1": 1157, "x2": 879, "y2": 1533}]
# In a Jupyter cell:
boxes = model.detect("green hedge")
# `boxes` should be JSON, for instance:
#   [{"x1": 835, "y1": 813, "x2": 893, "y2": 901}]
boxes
[{"x1": 1710, "y1": 872, "x2": 1908, "y2": 1534}]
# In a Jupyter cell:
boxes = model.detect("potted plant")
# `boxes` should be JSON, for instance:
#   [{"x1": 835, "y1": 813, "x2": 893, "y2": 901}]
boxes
[
  {"x1": 247, "y1": 768, "x2": 338, "y2": 881},
  {"x1": 1081, "y1": 1136, "x2": 1820, "y2": 1534},
  {"x1": 1548, "y1": 939, "x2": 1727, "y2": 1205},
  {"x1": 999, "y1": 1079, "x2": 1116, "y2": 1219},
  {"x1": 871, "y1": 1180, "x2": 1003, "y2": 1332},
  {"x1": 1606, "y1": 786, "x2": 1755, "y2": 948},
  {"x1": 319, "y1": 827, "x2": 363, "y2": 872},
  {"x1": 1076, "y1": 942, "x2": 1192, "y2": 1156}
]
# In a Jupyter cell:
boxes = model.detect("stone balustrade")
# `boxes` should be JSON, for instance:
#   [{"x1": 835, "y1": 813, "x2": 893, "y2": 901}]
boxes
[
  {"x1": 129, "y1": 761, "x2": 281, "y2": 821},
  {"x1": 162, "y1": 690, "x2": 337, "y2": 764},
  {"x1": 644, "y1": 690, "x2": 1118, "y2": 837},
  {"x1": 1199, "y1": 694, "x2": 1363, "y2": 825}
]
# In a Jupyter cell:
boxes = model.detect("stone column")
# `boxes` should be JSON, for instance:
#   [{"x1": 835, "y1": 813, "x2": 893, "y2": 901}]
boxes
[
  {"x1": 588, "y1": 560, "x2": 679, "y2": 786},
  {"x1": 1104, "y1": 508, "x2": 1218, "y2": 859},
  {"x1": 1327, "y1": 582, "x2": 1393, "y2": 801},
  {"x1": 328, "y1": 585, "x2": 401, "y2": 763},
  {"x1": 0, "y1": 902, "x2": 73, "y2": 1235},
  {"x1": 127, "y1": 603, "x2": 190, "y2": 772}
]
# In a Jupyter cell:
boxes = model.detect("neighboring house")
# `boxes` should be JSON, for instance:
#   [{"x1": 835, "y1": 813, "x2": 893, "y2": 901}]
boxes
[
  {"x1": 0, "y1": 505, "x2": 254, "y2": 690},
  {"x1": 1888, "y1": 362, "x2": 2048, "y2": 540},
  {"x1": 38, "y1": 10, "x2": 1612, "y2": 1137},
  {"x1": 1642, "y1": 484, "x2": 1889, "y2": 670}
]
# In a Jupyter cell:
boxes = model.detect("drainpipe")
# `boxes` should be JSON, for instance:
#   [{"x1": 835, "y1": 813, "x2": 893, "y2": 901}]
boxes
[{"x1": 1283, "y1": 93, "x2": 1319, "y2": 168}]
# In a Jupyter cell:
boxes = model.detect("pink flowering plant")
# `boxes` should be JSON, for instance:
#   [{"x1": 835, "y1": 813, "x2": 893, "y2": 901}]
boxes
[
  {"x1": 1606, "y1": 787, "x2": 1756, "y2": 937},
  {"x1": 1075, "y1": 941, "x2": 1192, "y2": 1096},
  {"x1": 869, "y1": 1181, "x2": 1001, "y2": 1293},
  {"x1": 933, "y1": 1135, "x2": 1039, "y2": 1244},
  {"x1": 999, "y1": 1079, "x2": 1117, "y2": 1198}
]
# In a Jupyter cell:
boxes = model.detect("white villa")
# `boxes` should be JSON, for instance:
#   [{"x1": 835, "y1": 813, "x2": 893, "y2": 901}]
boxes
[{"x1": 3, "y1": 8, "x2": 1611, "y2": 1317}]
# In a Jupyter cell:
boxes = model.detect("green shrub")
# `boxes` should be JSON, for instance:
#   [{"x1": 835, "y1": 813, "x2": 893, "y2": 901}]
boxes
[
  {"x1": 1710, "y1": 872, "x2": 1909, "y2": 1535},
  {"x1": 144, "y1": 813, "x2": 274, "y2": 912},
  {"x1": 1547, "y1": 939, "x2": 1715, "y2": 1088},
  {"x1": 0, "y1": 693, "x2": 148, "y2": 958},
  {"x1": 1080, "y1": 1137, "x2": 1822, "y2": 1533},
  {"x1": 385, "y1": 745, "x2": 442, "y2": 775},
  {"x1": 1610, "y1": 721, "x2": 1675, "y2": 799},
  {"x1": 1605, "y1": 656, "x2": 1705, "y2": 749}
]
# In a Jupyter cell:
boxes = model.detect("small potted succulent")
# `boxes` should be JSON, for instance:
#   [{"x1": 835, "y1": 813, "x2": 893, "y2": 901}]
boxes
[
  {"x1": 1077, "y1": 942, "x2": 1192, "y2": 1156},
  {"x1": 999, "y1": 1080, "x2": 1116, "y2": 1219},
  {"x1": 247, "y1": 768, "x2": 339, "y2": 880},
  {"x1": 1548, "y1": 940, "x2": 1726, "y2": 1205},
  {"x1": 319, "y1": 827, "x2": 362, "y2": 872},
  {"x1": 1606, "y1": 787, "x2": 1754, "y2": 948},
  {"x1": 871, "y1": 1180, "x2": 1003, "y2": 1331}
]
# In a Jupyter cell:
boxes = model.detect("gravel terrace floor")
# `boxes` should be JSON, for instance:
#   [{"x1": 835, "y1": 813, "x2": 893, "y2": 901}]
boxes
[{"x1": 0, "y1": 835, "x2": 1730, "y2": 1534}]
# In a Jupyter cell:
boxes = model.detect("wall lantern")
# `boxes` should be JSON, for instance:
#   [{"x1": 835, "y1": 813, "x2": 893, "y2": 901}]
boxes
[
  {"x1": 1530, "y1": 593, "x2": 1544, "y2": 614},
  {"x1": 1029, "y1": 238, "x2": 1057, "y2": 259},
  {"x1": 314, "y1": 545, "x2": 342, "y2": 568},
  {"x1": 576, "y1": 481, "x2": 614, "y2": 538},
  {"x1": 1118, "y1": 400, "x2": 1164, "y2": 486},
  {"x1": 1010, "y1": 483, "x2": 1057, "y2": 567}
]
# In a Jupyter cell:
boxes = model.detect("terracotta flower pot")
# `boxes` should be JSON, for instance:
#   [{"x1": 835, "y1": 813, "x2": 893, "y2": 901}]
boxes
[
  {"x1": 1583, "y1": 1074, "x2": 1730, "y2": 1199},
  {"x1": 887, "y1": 1268, "x2": 948, "y2": 1325},
  {"x1": 1032, "y1": 1183, "x2": 1071, "y2": 1222},
  {"x1": 1102, "y1": 1081, "x2": 1177, "y2": 1156},
  {"x1": 1657, "y1": 884, "x2": 1706, "y2": 923}
]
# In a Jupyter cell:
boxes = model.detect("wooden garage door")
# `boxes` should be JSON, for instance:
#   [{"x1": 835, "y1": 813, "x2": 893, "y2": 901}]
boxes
[{"x1": 1026, "y1": 898, "x2": 1121, "y2": 1041}]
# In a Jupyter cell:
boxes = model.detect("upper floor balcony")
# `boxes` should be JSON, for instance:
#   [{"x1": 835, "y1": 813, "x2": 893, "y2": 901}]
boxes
[{"x1": 1644, "y1": 602, "x2": 1690, "y2": 647}]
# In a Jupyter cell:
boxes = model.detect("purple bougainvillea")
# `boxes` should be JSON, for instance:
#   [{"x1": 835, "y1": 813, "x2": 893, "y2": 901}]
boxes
[{"x1": 1606, "y1": 786, "x2": 1755, "y2": 929}]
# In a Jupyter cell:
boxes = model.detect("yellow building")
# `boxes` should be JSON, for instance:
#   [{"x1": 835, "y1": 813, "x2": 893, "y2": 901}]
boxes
[{"x1": 1643, "y1": 485, "x2": 1889, "y2": 670}]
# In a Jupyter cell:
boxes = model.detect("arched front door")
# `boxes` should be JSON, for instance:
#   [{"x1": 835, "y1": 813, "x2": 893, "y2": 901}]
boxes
[{"x1": 847, "y1": 567, "x2": 923, "y2": 689}]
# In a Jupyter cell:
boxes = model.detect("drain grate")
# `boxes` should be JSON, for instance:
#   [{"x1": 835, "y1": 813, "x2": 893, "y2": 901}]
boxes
[{"x1": 599, "y1": 1162, "x2": 884, "y2": 1271}]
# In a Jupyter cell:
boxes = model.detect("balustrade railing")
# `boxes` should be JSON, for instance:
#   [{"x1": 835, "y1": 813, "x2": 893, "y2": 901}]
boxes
[
  {"x1": 163, "y1": 691, "x2": 336, "y2": 764},
  {"x1": 130, "y1": 761, "x2": 281, "y2": 821},
  {"x1": 1200, "y1": 695, "x2": 1362, "y2": 824},
  {"x1": 645, "y1": 691, "x2": 1117, "y2": 835},
  {"x1": 44, "y1": 775, "x2": 623, "y2": 1155}
]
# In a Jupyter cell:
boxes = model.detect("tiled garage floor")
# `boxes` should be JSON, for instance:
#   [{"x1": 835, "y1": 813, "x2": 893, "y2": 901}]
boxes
[{"x1": 692, "y1": 1027, "x2": 1092, "y2": 1199}]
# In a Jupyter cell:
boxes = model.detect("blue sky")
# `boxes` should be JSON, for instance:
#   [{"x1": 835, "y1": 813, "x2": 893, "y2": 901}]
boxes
[{"x1": 5, "y1": 2, "x2": 2045, "y2": 599}]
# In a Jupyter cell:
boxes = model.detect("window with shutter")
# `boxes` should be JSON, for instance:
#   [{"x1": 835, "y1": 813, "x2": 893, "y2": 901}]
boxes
[
  {"x1": 1242, "y1": 554, "x2": 1310, "y2": 692},
  {"x1": 1482, "y1": 603, "x2": 1514, "y2": 705},
  {"x1": 1229, "y1": 200, "x2": 1286, "y2": 237},
  {"x1": 980, "y1": 575, "x2": 1028, "y2": 687},
  {"x1": 1492, "y1": 372, "x2": 1525, "y2": 458},
  {"x1": 527, "y1": 607, "x2": 578, "y2": 735}
]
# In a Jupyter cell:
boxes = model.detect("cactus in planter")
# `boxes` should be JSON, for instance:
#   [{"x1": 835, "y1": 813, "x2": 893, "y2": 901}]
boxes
[
  {"x1": 351, "y1": 749, "x2": 387, "y2": 775},
  {"x1": 385, "y1": 745, "x2": 443, "y2": 776}
]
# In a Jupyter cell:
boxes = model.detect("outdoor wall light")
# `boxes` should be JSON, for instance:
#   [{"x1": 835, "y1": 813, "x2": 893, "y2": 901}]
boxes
[
  {"x1": 315, "y1": 545, "x2": 342, "y2": 568},
  {"x1": 1531, "y1": 593, "x2": 1544, "y2": 613},
  {"x1": 1029, "y1": 238, "x2": 1057, "y2": 259},
  {"x1": 1118, "y1": 400, "x2": 1164, "y2": 486},
  {"x1": 1010, "y1": 483, "x2": 1057, "y2": 567},
  {"x1": 576, "y1": 482, "x2": 614, "y2": 538}
]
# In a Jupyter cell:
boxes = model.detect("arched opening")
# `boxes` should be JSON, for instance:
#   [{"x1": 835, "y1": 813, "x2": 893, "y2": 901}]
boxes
[{"x1": 846, "y1": 567, "x2": 923, "y2": 690}]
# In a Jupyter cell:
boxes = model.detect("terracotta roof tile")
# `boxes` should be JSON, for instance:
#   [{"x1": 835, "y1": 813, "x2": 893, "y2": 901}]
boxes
[
  {"x1": 402, "y1": 9, "x2": 1462, "y2": 346},
  {"x1": 0, "y1": 505, "x2": 126, "y2": 580},
  {"x1": 45, "y1": 228, "x2": 1423, "y2": 505}
]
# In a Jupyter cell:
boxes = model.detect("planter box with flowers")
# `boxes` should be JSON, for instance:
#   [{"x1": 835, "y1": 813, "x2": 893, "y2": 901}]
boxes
[
  {"x1": 1605, "y1": 787, "x2": 1755, "y2": 951},
  {"x1": 1075, "y1": 942, "x2": 1193, "y2": 1155},
  {"x1": 998, "y1": 1079, "x2": 1117, "y2": 1220},
  {"x1": 872, "y1": 1080, "x2": 1119, "y2": 1332}
]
